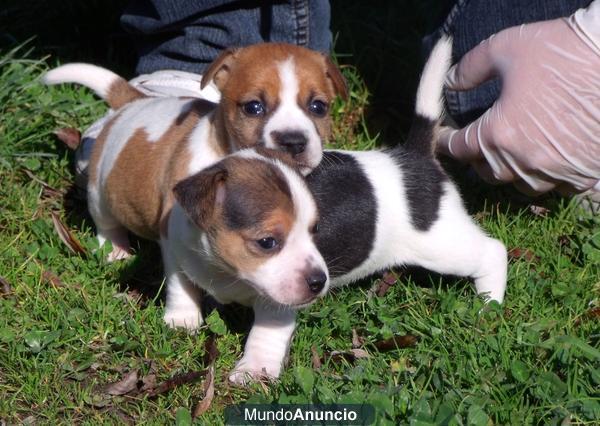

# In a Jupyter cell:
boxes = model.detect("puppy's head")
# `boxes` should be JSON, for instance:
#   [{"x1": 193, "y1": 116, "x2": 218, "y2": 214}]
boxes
[
  {"x1": 173, "y1": 148, "x2": 329, "y2": 307},
  {"x1": 202, "y1": 43, "x2": 347, "y2": 175}
]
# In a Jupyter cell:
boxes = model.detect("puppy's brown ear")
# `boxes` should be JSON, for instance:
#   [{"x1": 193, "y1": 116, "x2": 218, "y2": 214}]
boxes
[
  {"x1": 322, "y1": 55, "x2": 348, "y2": 101},
  {"x1": 173, "y1": 164, "x2": 228, "y2": 229},
  {"x1": 201, "y1": 47, "x2": 240, "y2": 90}
]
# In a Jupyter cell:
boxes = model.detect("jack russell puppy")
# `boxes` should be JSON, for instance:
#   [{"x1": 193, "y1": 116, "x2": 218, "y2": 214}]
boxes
[
  {"x1": 42, "y1": 42, "x2": 347, "y2": 261},
  {"x1": 228, "y1": 37, "x2": 508, "y2": 383}
]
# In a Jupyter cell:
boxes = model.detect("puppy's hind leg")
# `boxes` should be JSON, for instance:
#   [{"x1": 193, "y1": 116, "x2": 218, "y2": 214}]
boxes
[
  {"x1": 88, "y1": 187, "x2": 132, "y2": 262},
  {"x1": 413, "y1": 193, "x2": 508, "y2": 303}
]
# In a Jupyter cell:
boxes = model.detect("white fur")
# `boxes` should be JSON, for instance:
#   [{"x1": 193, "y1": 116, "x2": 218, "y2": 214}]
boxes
[
  {"x1": 42, "y1": 63, "x2": 120, "y2": 101},
  {"x1": 187, "y1": 113, "x2": 222, "y2": 175},
  {"x1": 262, "y1": 58, "x2": 323, "y2": 173},
  {"x1": 94, "y1": 97, "x2": 194, "y2": 187},
  {"x1": 415, "y1": 36, "x2": 453, "y2": 120},
  {"x1": 329, "y1": 150, "x2": 507, "y2": 303}
]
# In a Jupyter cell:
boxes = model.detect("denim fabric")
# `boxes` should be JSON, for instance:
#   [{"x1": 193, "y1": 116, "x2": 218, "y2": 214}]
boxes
[
  {"x1": 424, "y1": 0, "x2": 592, "y2": 126},
  {"x1": 121, "y1": 0, "x2": 332, "y2": 75}
]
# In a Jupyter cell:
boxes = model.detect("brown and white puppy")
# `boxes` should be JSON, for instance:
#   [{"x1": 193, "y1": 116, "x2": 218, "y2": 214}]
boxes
[{"x1": 42, "y1": 43, "x2": 346, "y2": 259}]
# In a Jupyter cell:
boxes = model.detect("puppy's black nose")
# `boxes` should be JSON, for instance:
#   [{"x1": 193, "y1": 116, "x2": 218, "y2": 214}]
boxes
[
  {"x1": 306, "y1": 270, "x2": 327, "y2": 294},
  {"x1": 271, "y1": 130, "x2": 307, "y2": 155}
]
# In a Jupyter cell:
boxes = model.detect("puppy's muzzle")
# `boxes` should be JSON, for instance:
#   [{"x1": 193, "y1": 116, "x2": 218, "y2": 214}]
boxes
[{"x1": 271, "y1": 130, "x2": 307, "y2": 156}]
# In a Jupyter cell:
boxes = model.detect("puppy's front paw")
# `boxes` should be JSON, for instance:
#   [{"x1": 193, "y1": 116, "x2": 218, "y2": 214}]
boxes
[
  {"x1": 163, "y1": 309, "x2": 203, "y2": 331},
  {"x1": 228, "y1": 358, "x2": 281, "y2": 385}
]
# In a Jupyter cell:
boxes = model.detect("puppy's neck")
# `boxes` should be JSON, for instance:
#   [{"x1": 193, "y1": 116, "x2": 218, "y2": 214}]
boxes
[{"x1": 210, "y1": 107, "x2": 237, "y2": 154}]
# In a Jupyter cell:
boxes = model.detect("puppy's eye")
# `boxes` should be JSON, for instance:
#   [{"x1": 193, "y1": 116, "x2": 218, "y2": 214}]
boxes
[
  {"x1": 311, "y1": 222, "x2": 320, "y2": 234},
  {"x1": 308, "y1": 100, "x2": 328, "y2": 117},
  {"x1": 256, "y1": 237, "x2": 278, "y2": 250},
  {"x1": 242, "y1": 100, "x2": 266, "y2": 116}
]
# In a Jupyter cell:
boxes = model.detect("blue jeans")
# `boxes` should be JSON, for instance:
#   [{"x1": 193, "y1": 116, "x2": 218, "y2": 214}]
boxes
[
  {"x1": 121, "y1": 0, "x2": 332, "y2": 75},
  {"x1": 425, "y1": 0, "x2": 592, "y2": 126}
]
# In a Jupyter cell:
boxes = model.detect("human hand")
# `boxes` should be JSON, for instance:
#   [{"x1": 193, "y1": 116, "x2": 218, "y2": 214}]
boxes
[{"x1": 438, "y1": 2, "x2": 600, "y2": 195}]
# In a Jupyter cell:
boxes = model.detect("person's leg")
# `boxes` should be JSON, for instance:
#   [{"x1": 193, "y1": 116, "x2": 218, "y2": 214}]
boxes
[
  {"x1": 424, "y1": 0, "x2": 592, "y2": 126},
  {"x1": 121, "y1": 0, "x2": 332, "y2": 75}
]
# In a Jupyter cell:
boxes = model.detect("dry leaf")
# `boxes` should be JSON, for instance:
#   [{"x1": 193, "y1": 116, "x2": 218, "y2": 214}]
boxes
[
  {"x1": 22, "y1": 169, "x2": 64, "y2": 199},
  {"x1": 508, "y1": 247, "x2": 540, "y2": 264},
  {"x1": 351, "y1": 329, "x2": 364, "y2": 349},
  {"x1": 373, "y1": 335, "x2": 419, "y2": 352},
  {"x1": 193, "y1": 364, "x2": 215, "y2": 417},
  {"x1": 574, "y1": 307, "x2": 600, "y2": 327},
  {"x1": 140, "y1": 373, "x2": 157, "y2": 393},
  {"x1": 105, "y1": 369, "x2": 139, "y2": 396},
  {"x1": 311, "y1": 345, "x2": 322, "y2": 370},
  {"x1": 0, "y1": 276, "x2": 13, "y2": 299},
  {"x1": 50, "y1": 210, "x2": 86, "y2": 255},
  {"x1": 147, "y1": 371, "x2": 203, "y2": 397},
  {"x1": 54, "y1": 127, "x2": 81, "y2": 150},
  {"x1": 325, "y1": 348, "x2": 370, "y2": 364},
  {"x1": 193, "y1": 335, "x2": 219, "y2": 417},
  {"x1": 529, "y1": 205, "x2": 550, "y2": 217},
  {"x1": 42, "y1": 270, "x2": 65, "y2": 288}
]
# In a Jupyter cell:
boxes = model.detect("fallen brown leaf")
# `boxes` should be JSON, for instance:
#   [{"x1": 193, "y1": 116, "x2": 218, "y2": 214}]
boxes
[
  {"x1": 147, "y1": 371, "x2": 204, "y2": 397},
  {"x1": 529, "y1": 205, "x2": 550, "y2": 217},
  {"x1": 508, "y1": 247, "x2": 540, "y2": 264},
  {"x1": 193, "y1": 335, "x2": 219, "y2": 417},
  {"x1": 351, "y1": 329, "x2": 364, "y2": 349},
  {"x1": 50, "y1": 210, "x2": 86, "y2": 255},
  {"x1": 193, "y1": 364, "x2": 215, "y2": 417},
  {"x1": 54, "y1": 127, "x2": 81, "y2": 150},
  {"x1": 140, "y1": 373, "x2": 157, "y2": 393},
  {"x1": 574, "y1": 307, "x2": 600, "y2": 327},
  {"x1": 372, "y1": 335, "x2": 419, "y2": 352},
  {"x1": 324, "y1": 348, "x2": 370, "y2": 364},
  {"x1": 311, "y1": 345, "x2": 322, "y2": 370},
  {"x1": 376, "y1": 272, "x2": 397, "y2": 297},
  {"x1": 105, "y1": 369, "x2": 139, "y2": 396},
  {"x1": 0, "y1": 276, "x2": 13, "y2": 299},
  {"x1": 42, "y1": 270, "x2": 65, "y2": 288},
  {"x1": 22, "y1": 169, "x2": 65, "y2": 199}
]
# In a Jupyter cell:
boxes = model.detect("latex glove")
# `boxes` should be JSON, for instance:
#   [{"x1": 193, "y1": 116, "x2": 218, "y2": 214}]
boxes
[{"x1": 438, "y1": 1, "x2": 600, "y2": 195}]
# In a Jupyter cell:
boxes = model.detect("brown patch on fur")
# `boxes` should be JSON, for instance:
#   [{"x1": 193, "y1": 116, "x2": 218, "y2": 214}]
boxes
[
  {"x1": 106, "y1": 79, "x2": 147, "y2": 110},
  {"x1": 98, "y1": 99, "x2": 215, "y2": 240},
  {"x1": 174, "y1": 156, "x2": 296, "y2": 275},
  {"x1": 89, "y1": 112, "x2": 122, "y2": 186}
]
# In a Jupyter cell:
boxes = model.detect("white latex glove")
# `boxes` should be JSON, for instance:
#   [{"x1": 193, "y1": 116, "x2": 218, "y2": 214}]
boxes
[{"x1": 438, "y1": 1, "x2": 600, "y2": 195}]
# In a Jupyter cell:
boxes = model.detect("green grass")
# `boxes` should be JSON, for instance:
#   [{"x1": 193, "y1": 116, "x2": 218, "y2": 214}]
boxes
[{"x1": 1, "y1": 6, "x2": 600, "y2": 425}]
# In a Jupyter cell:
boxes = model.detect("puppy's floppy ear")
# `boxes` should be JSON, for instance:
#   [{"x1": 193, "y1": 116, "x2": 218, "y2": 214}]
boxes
[
  {"x1": 173, "y1": 164, "x2": 228, "y2": 229},
  {"x1": 201, "y1": 47, "x2": 240, "y2": 90},
  {"x1": 322, "y1": 55, "x2": 348, "y2": 101}
]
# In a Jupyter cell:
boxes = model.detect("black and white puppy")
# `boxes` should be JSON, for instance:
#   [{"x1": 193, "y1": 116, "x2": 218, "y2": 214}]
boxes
[
  {"x1": 236, "y1": 37, "x2": 508, "y2": 383},
  {"x1": 309, "y1": 36, "x2": 507, "y2": 301}
]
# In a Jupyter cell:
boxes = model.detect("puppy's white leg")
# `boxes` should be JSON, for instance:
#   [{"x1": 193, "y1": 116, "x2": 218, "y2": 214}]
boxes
[
  {"x1": 88, "y1": 187, "x2": 132, "y2": 262},
  {"x1": 229, "y1": 301, "x2": 296, "y2": 384},
  {"x1": 97, "y1": 226, "x2": 132, "y2": 262},
  {"x1": 160, "y1": 240, "x2": 203, "y2": 330},
  {"x1": 413, "y1": 194, "x2": 507, "y2": 303}
]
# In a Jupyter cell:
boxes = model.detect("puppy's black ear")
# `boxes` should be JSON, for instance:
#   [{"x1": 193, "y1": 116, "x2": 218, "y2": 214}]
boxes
[
  {"x1": 201, "y1": 47, "x2": 240, "y2": 90},
  {"x1": 322, "y1": 55, "x2": 348, "y2": 101},
  {"x1": 173, "y1": 164, "x2": 228, "y2": 229}
]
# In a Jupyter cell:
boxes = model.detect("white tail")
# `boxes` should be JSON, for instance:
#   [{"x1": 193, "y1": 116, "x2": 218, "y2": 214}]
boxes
[
  {"x1": 415, "y1": 36, "x2": 453, "y2": 120},
  {"x1": 42, "y1": 63, "x2": 121, "y2": 101}
]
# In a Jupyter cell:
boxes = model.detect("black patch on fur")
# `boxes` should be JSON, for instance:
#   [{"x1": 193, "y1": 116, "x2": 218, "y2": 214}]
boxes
[
  {"x1": 306, "y1": 152, "x2": 377, "y2": 277},
  {"x1": 389, "y1": 115, "x2": 447, "y2": 231}
]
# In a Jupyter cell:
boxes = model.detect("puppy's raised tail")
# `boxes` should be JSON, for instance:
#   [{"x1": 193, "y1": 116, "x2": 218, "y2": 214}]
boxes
[
  {"x1": 403, "y1": 36, "x2": 453, "y2": 156},
  {"x1": 42, "y1": 64, "x2": 145, "y2": 110}
]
